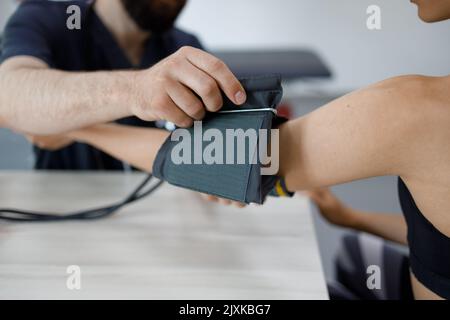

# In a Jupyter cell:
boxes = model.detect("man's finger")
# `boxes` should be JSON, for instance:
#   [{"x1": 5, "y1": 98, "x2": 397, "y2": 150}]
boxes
[
  {"x1": 184, "y1": 47, "x2": 247, "y2": 106},
  {"x1": 201, "y1": 194, "x2": 219, "y2": 203},
  {"x1": 234, "y1": 202, "x2": 247, "y2": 208},
  {"x1": 218, "y1": 198, "x2": 233, "y2": 206},
  {"x1": 173, "y1": 60, "x2": 223, "y2": 112},
  {"x1": 157, "y1": 97, "x2": 193, "y2": 128},
  {"x1": 167, "y1": 81, "x2": 206, "y2": 120}
]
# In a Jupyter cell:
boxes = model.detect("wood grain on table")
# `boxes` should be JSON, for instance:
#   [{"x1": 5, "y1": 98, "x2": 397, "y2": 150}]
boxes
[{"x1": 0, "y1": 171, "x2": 328, "y2": 300}]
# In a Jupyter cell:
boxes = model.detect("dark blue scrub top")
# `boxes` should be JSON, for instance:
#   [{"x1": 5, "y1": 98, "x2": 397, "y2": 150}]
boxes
[{"x1": 1, "y1": 0, "x2": 203, "y2": 170}]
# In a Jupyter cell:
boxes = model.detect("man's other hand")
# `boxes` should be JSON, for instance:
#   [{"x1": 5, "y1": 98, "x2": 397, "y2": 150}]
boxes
[{"x1": 200, "y1": 193, "x2": 247, "y2": 208}]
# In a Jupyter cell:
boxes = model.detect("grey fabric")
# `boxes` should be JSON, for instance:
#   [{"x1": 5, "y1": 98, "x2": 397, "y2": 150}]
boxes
[
  {"x1": 152, "y1": 76, "x2": 286, "y2": 204},
  {"x1": 333, "y1": 233, "x2": 413, "y2": 300}
]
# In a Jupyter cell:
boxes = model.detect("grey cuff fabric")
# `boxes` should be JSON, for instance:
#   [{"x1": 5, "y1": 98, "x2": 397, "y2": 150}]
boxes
[{"x1": 152, "y1": 75, "x2": 287, "y2": 204}]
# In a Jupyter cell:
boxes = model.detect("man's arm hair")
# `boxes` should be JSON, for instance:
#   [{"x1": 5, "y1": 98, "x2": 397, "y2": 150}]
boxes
[{"x1": 0, "y1": 56, "x2": 142, "y2": 134}]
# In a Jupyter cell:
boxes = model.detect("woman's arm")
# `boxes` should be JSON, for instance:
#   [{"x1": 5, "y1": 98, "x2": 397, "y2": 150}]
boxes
[
  {"x1": 67, "y1": 124, "x2": 170, "y2": 172},
  {"x1": 307, "y1": 188, "x2": 407, "y2": 245},
  {"x1": 354, "y1": 211, "x2": 407, "y2": 245},
  {"x1": 279, "y1": 75, "x2": 447, "y2": 191}
]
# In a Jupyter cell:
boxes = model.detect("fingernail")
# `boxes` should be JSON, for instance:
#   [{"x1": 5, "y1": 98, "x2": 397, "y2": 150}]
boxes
[{"x1": 235, "y1": 90, "x2": 246, "y2": 105}]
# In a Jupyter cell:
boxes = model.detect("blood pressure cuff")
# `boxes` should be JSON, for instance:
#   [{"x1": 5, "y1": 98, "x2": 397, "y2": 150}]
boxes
[{"x1": 152, "y1": 76, "x2": 293, "y2": 204}]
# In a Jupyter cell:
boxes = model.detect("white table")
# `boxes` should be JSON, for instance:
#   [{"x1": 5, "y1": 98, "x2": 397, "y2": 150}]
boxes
[{"x1": 0, "y1": 171, "x2": 328, "y2": 300}]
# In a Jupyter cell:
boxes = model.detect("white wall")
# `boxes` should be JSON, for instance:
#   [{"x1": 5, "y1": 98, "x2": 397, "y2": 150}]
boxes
[
  {"x1": 0, "y1": 0, "x2": 17, "y2": 31},
  {"x1": 1, "y1": 0, "x2": 449, "y2": 89},
  {"x1": 177, "y1": 0, "x2": 450, "y2": 89}
]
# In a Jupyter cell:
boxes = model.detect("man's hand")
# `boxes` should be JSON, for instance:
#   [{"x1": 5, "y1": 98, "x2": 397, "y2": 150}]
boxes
[
  {"x1": 26, "y1": 134, "x2": 74, "y2": 151},
  {"x1": 306, "y1": 188, "x2": 359, "y2": 228},
  {"x1": 200, "y1": 193, "x2": 247, "y2": 208},
  {"x1": 132, "y1": 46, "x2": 247, "y2": 127},
  {"x1": 0, "y1": 48, "x2": 245, "y2": 135}
]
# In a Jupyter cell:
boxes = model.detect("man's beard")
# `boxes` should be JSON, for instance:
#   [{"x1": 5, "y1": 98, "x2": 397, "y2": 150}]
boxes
[{"x1": 121, "y1": 0, "x2": 187, "y2": 34}]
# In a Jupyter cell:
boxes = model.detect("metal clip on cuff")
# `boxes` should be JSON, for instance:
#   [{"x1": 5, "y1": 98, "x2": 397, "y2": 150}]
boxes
[
  {"x1": 218, "y1": 108, "x2": 278, "y2": 116},
  {"x1": 152, "y1": 75, "x2": 293, "y2": 204}
]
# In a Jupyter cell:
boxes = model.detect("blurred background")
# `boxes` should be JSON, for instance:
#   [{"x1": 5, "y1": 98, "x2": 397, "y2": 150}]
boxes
[{"x1": 1, "y1": 0, "x2": 449, "y2": 283}]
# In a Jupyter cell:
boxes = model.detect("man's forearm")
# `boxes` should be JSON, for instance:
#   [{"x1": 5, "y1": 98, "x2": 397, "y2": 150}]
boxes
[
  {"x1": 0, "y1": 47, "x2": 248, "y2": 135},
  {"x1": 0, "y1": 58, "x2": 141, "y2": 134}
]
